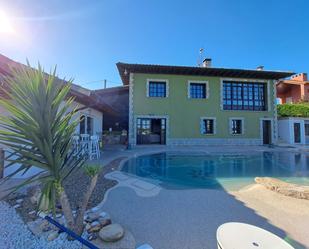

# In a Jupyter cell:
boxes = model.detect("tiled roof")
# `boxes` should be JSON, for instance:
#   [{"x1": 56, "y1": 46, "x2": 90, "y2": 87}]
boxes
[{"x1": 117, "y1": 62, "x2": 295, "y2": 85}]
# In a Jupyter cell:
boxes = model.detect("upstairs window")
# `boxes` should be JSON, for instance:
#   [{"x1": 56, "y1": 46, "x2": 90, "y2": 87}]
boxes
[
  {"x1": 223, "y1": 81, "x2": 266, "y2": 111},
  {"x1": 201, "y1": 118, "x2": 215, "y2": 134},
  {"x1": 188, "y1": 81, "x2": 208, "y2": 99},
  {"x1": 148, "y1": 81, "x2": 167, "y2": 97},
  {"x1": 190, "y1": 83, "x2": 206, "y2": 98},
  {"x1": 230, "y1": 119, "x2": 243, "y2": 135}
]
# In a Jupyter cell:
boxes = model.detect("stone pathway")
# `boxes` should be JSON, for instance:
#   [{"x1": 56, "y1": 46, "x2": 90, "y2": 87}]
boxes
[{"x1": 104, "y1": 171, "x2": 161, "y2": 198}]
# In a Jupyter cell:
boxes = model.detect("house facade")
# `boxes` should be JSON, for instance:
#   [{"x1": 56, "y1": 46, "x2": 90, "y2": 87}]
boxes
[
  {"x1": 117, "y1": 62, "x2": 294, "y2": 147},
  {"x1": 276, "y1": 73, "x2": 309, "y2": 104}
]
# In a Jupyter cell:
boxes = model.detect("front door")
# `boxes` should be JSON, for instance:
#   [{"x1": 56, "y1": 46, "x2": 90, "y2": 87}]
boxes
[
  {"x1": 262, "y1": 120, "x2": 271, "y2": 145},
  {"x1": 294, "y1": 123, "x2": 301, "y2": 143}
]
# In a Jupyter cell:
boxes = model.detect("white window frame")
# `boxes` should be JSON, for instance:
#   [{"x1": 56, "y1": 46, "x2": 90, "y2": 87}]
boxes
[
  {"x1": 200, "y1": 117, "x2": 216, "y2": 135},
  {"x1": 229, "y1": 117, "x2": 245, "y2": 135},
  {"x1": 79, "y1": 113, "x2": 94, "y2": 135},
  {"x1": 146, "y1": 79, "x2": 169, "y2": 98},
  {"x1": 188, "y1": 80, "x2": 209, "y2": 99}
]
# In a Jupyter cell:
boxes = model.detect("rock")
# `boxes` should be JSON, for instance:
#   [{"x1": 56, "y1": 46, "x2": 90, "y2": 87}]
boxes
[
  {"x1": 86, "y1": 212, "x2": 100, "y2": 222},
  {"x1": 99, "y1": 224, "x2": 124, "y2": 242},
  {"x1": 47, "y1": 231, "x2": 59, "y2": 241},
  {"x1": 27, "y1": 186, "x2": 42, "y2": 205},
  {"x1": 85, "y1": 223, "x2": 91, "y2": 231},
  {"x1": 89, "y1": 221, "x2": 101, "y2": 233},
  {"x1": 88, "y1": 233, "x2": 97, "y2": 241},
  {"x1": 255, "y1": 177, "x2": 309, "y2": 200},
  {"x1": 39, "y1": 220, "x2": 57, "y2": 232},
  {"x1": 91, "y1": 207, "x2": 100, "y2": 212},
  {"x1": 99, "y1": 211, "x2": 109, "y2": 218},
  {"x1": 13, "y1": 204, "x2": 21, "y2": 209},
  {"x1": 16, "y1": 198, "x2": 23, "y2": 204},
  {"x1": 93, "y1": 229, "x2": 135, "y2": 249},
  {"x1": 38, "y1": 211, "x2": 48, "y2": 218},
  {"x1": 98, "y1": 218, "x2": 112, "y2": 228},
  {"x1": 27, "y1": 220, "x2": 43, "y2": 236}
]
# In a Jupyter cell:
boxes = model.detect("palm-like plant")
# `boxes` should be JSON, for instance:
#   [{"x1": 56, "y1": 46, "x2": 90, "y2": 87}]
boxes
[{"x1": 0, "y1": 63, "x2": 99, "y2": 235}]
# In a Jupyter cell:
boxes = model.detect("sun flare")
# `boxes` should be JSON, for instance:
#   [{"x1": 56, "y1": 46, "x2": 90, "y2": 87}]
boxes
[{"x1": 0, "y1": 10, "x2": 14, "y2": 34}]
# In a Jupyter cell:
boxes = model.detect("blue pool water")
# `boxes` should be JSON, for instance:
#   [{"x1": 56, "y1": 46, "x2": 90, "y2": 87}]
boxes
[{"x1": 121, "y1": 152, "x2": 309, "y2": 190}]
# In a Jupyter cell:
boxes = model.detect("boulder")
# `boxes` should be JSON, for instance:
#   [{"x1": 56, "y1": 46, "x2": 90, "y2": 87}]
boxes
[
  {"x1": 99, "y1": 224, "x2": 124, "y2": 242},
  {"x1": 86, "y1": 212, "x2": 101, "y2": 222},
  {"x1": 255, "y1": 177, "x2": 309, "y2": 200},
  {"x1": 98, "y1": 218, "x2": 112, "y2": 228},
  {"x1": 93, "y1": 229, "x2": 135, "y2": 249},
  {"x1": 47, "y1": 231, "x2": 59, "y2": 241}
]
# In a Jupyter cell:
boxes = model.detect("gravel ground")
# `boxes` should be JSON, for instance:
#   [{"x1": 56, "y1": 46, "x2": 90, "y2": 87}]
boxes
[
  {"x1": 63, "y1": 157, "x2": 126, "y2": 210},
  {"x1": 0, "y1": 201, "x2": 83, "y2": 249},
  {"x1": 4, "y1": 157, "x2": 126, "y2": 222}
]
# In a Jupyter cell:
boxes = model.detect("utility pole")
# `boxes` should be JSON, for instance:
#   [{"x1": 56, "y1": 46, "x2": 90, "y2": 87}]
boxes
[{"x1": 104, "y1": 79, "x2": 107, "y2": 89}]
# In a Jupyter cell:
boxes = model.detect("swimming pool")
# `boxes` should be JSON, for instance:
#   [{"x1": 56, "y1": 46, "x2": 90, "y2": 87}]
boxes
[{"x1": 121, "y1": 151, "x2": 309, "y2": 190}]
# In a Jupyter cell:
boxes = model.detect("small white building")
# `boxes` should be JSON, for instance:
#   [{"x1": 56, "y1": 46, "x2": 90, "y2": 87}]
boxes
[{"x1": 278, "y1": 117, "x2": 309, "y2": 145}]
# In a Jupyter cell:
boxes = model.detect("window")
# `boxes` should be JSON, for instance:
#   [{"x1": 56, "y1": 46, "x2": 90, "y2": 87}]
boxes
[
  {"x1": 80, "y1": 115, "x2": 85, "y2": 134},
  {"x1": 190, "y1": 83, "x2": 206, "y2": 99},
  {"x1": 222, "y1": 81, "x2": 266, "y2": 111},
  {"x1": 305, "y1": 124, "x2": 309, "y2": 136},
  {"x1": 148, "y1": 81, "x2": 166, "y2": 97},
  {"x1": 201, "y1": 118, "x2": 216, "y2": 135},
  {"x1": 80, "y1": 115, "x2": 94, "y2": 135},
  {"x1": 230, "y1": 119, "x2": 243, "y2": 135}
]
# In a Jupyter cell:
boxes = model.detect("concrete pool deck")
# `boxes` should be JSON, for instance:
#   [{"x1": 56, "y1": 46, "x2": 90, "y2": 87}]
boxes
[
  {"x1": 97, "y1": 182, "x2": 306, "y2": 249},
  {"x1": 95, "y1": 145, "x2": 308, "y2": 249}
]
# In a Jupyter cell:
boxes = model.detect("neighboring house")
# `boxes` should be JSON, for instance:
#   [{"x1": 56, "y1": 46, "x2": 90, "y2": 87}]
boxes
[
  {"x1": 276, "y1": 73, "x2": 309, "y2": 104},
  {"x1": 117, "y1": 60, "x2": 294, "y2": 146},
  {"x1": 94, "y1": 85, "x2": 129, "y2": 131},
  {"x1": 276, "y1": 73, "x2": 309, "y2": 145},
  {"x1": 0, "y1": 54, "x2": 118, "y2": 136}
]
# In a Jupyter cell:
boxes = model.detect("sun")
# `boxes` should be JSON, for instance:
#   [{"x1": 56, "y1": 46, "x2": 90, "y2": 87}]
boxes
[{"x1": 0, "y1": 10, "x2": 14, "y2": 34}]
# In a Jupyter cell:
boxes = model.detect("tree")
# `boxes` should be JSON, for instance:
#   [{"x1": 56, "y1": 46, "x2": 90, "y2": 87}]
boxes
[{"x1": 0, "y1": 63, "x2": 99, "y2": 236}]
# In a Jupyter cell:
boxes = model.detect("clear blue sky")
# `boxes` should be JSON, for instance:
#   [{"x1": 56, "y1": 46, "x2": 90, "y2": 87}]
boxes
[{"x1": 1, "y1": 0, "x2": 308, "y2": 89}]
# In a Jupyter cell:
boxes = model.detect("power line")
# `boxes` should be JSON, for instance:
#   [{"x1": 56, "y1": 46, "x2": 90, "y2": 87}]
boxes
[{"x1": 79, "y1": 79, "x2": 122, "y2": 87}]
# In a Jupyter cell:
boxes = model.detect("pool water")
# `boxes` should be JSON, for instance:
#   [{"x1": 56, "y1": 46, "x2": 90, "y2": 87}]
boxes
[{"x1": 121, "y1": 152, "x2": 309, "y2": 190}]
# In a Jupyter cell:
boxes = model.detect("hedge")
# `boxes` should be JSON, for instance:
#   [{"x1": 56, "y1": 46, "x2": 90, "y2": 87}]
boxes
[{"x1": 277, "y1": 103, "x2": 309, "y2": 117}]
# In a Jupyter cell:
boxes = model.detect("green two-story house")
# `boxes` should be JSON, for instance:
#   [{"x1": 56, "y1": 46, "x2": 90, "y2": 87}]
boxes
[{"x1": 117, "y1": 61, "x2": 293, "y2": 147}]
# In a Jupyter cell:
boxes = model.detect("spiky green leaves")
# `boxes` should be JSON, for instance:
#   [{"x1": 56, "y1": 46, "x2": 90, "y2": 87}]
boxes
[{"x1": 0, "y1": 62, "x2": 85, "y2": 211}]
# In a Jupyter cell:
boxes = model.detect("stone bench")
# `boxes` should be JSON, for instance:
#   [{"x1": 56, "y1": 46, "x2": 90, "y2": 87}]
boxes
[{"x1": 255, "y1": 177, "x2": 309, "y2": 200}]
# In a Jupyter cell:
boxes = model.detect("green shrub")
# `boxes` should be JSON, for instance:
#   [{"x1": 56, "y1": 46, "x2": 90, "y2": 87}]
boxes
[{"x1": 277, "y1": 103, "x2": 309, "y2": 117}]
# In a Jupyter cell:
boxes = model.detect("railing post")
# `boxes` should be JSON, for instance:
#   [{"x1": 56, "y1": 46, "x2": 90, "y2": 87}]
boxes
[{"x1": 0, "y1": 148, "x2": 4, "y2": 178}]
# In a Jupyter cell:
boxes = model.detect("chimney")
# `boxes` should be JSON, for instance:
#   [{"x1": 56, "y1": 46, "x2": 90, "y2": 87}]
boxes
[
  {"x1": 256, "y1": 65, "x2": 264, "y2": 71},
  {"x1": 202, "y1": 58, "x2": 212, "y2": 68},
  {"x1": 291, "y1": 73, "x2": 308, "y2": 82}
]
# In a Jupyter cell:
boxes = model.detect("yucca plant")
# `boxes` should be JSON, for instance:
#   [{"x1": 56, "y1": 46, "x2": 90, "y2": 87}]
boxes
[{"x1": 0, "y1": 63, "x2": 100, "y2": 236}]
